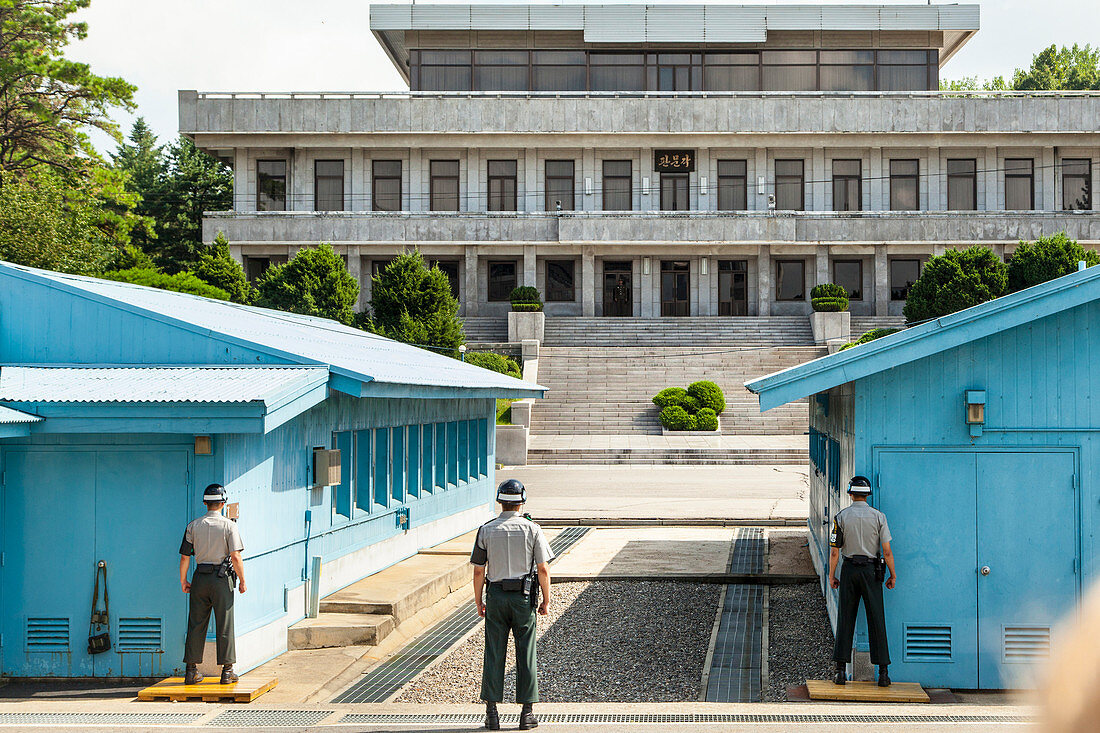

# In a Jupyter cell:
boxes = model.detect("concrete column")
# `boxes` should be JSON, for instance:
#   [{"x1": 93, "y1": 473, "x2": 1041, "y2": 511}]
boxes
[
  {"x1": 926, "y1": 150, "x2": 941, "y2": 212},
  {"x1": 815, "y1": 245, "x2": 829, "y2": 290},
  {"x1": 984, "y1": 147, "x2": 998, "y2": 211},
  {"x1": 696, "y1": 148, "x2": 711, "y2": 211},
  {"x1": 234, "y1": 149, "x2": 248, "y2": 212},
  {"x1": 347, "y1": 245, "x2": 363, "y2": 311},
  {"x1": 1041, "y1": 147, "x2": 1057, "y2": 210},
  {"x1": 581, "y1": 250, "x2": 596, "y2": 317},
  {"x1": 466, "y1": 149, "x2": 479, "y2": 213},
  {"x1": 524, "y1": 149, "x2": 538, "y2": 213},
  {"x1": 408, "y1": 149, "x2": 422, "y2": 212},
  {"x1": 874, "y1": 245, "x2": 888, "y2": 316},
  {"x1": 582, "y1": 149, "x2": 596, "y2": 212},
  {"x1": 757, "y1": 246, "x2": 771, "y2": 316},
  {"x1": 640, "y1": 151, "x2": 654, "y2": 212},
  {"x1": 291, "y1": 149, "x2": 307, "y2": 212},
  {"x1": 523, "y1": 245, "x2": 537, "y2": 289},
  {"x1": 869, "y1": 148, "x2": 884, "y2": 211},
  {"x1": 464, "y1": 247, "x2": 479, "y2": 317},
  {"x1": 811, "y1": 149, "x2": 826, "y2": 212},
  {"x1": 753, "y1": 149, "x2": 768, "y2": 211}
]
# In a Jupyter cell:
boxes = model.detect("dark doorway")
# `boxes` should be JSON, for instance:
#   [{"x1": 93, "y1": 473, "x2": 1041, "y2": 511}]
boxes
[
  {"x1": 718, "y1": 260, "x2": 748, "y2": 316},
  {"x1": 603, "y1": 261, "x2": 633, "y2": 317},
  {"x1": 661, "y1": 260, "x2": 690, "y2": 317}
]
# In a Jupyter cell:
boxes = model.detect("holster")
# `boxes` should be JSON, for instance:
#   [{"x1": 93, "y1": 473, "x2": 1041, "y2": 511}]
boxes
[
  {"x1": 499, "y1": 578, "x2": 524, "y2": 592},
  {"x1": 875, "y1": 558, "x2": 887, "y2": 583}
]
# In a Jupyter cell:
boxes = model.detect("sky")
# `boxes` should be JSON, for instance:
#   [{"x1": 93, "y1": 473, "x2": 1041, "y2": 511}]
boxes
[{"x1": 69, "y1": 0, "x2": 1100, "y2": 153}]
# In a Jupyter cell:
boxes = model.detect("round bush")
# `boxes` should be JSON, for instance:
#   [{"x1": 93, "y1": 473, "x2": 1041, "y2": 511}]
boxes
[
  {"x1": 1007, "y1": 233, "x2": 1100, "y2": 293},
  {"x1": 511, "y1": 302, "x2": 543, "y2": 312},
  {"x1": 902, "y1": 247, "x2": 1007, "y2": 323},
  {"x1": 687, "y1": 380, "x2": 726, "y2": 414},
  {"x1": 464, "y1": 351, "x2": 522, "y2": 379},
  {"x1": 811, "y1": 283, "x2": 848, "y2": 300},
  {"x1": 811, "y1": 296, "x2": 849, "y2": 312},
  {"x1": 679, "y1": 395, "x2": 700, "y2": 414},
  {"x1": 659, "y1": 405, "x2": 697, "y2": 431},
  {"x1": 652, "y1": 387, "x2": 689, "y2": 409},
  {"x1": 694, "y1": 407, "x2": 719, "y2": 431},
  {"x1": 509, "y1": 286, "x2": 542, "y2": 305}
]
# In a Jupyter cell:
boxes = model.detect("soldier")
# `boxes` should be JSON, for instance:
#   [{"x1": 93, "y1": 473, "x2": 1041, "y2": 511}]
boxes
[
  {"x1": 471, "y1": 479, "x2": 553, "y2": 731},
  {"x1": 179, "y1": 484, "x2": 247, "y2": 685},
  {"x1": 829, "y1": 475, "x2": 896, "y2": 687}
]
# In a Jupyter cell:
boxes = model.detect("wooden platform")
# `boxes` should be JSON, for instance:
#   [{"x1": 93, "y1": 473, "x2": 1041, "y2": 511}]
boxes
[
  {"x1": 138, "y1": 676, "x2": 277, "y2": 703},
  {"x1": 806, "y1": 679, "x2": 930, "y2": 703}
]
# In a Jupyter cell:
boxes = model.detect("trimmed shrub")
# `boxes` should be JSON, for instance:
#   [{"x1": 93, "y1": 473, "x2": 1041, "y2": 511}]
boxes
[
  {"x1": 510, "y1": 286, "x2": 542, "y2": 304},
  {"x1": 1007, "y1": 232, "x2": 1100, "y2": 292},
  {"x1": 902, "y1": 246, "x2": 1007, "y2": 323},
  {"x1": 100, "y1": 268, "x2": 230, "y2": 300},
  {"x1": 680, "y1": 395, "x2": 700, "y2": 414},
  {"x1": 659, "y1": 405, "x2": 696, "y2": 431},
  {"x1": 511, "y1": 302, "x2": 543, "y2": 312},
  {"x1": 694, "y1": 408, "x2": 719, "y2": 432},
  {"x1": 466, "y1": 351, "x2": 522, "y2": 380},
  {"x1": 839, "y1": 327, "x2": 901, "y2": 351},
  {"x1": 687, "y1": 380, "x2": 726, "y2": 414},
  {"x1": 811, "y1": 297, "x2": 849, "y2": 312},
  {"x1": 652, "y1": 387, "x2": 689, "y2": 409},
  {"x1": 811, "y1": 283, "x2": 848, "y2": 300}
]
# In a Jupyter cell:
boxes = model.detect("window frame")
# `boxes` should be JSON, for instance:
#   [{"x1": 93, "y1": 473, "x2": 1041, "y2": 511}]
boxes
[
  {"x1": 314, "y1": 159, "x2": 345, "y2": 211},
  {"x1": 1004, "y1": 158, "x2": 1035, "y2": 211},
  {"x1": 602, "y1": 160, "x2": 633, "y2": 211},
  {"x1": 717, "y1": 159, "x2": 748, "y2": 211},
  {"x1": 832, "y1": 259, "x2": 864, "y2": 301},
  {"x1": 946, "y1": 158, "x2": 978, "y2": 211},
  {"x1": 889, "y1": 159, "x2": 920, "y2": 211},
  {"x1": 372, "y1": 160, "x2": 403, "y2": 212},
  {"x1": 659, "y1": 172, "x2": 690, "y2": 211},
  {"x1": 256, "y1": 159, "x2": 287, "y2": 211},
  {"x1": 487, "y1": 260, "x2": 518, "y2": 302},
  {"x1": 487, "y1": 159, "x2": 518, "y2": 212},
  {"x1": 774, "y1": 159, "x2": 805, "y2": 211},
  {"x1": 831, "y1": 159, "x2": 862, "y2": 212},
  {"x1": 429, "y1": 159, "x2": 461, "y2": 212},
  {"x1": 544, "y1": 159, "x2": 575, "y2": 211},
  {"x1": 775, "y1": 259, "x2": 807, "y2": 302},
  {"x1": 1062, "y1": 158, "x2": 1092, "y2": 211},
  {"x1": 545, "y1": 259, "x2": 576, "y2": 302},
  {"x1": 890, "y1": 258, "x2": 922, "y2": 301}
]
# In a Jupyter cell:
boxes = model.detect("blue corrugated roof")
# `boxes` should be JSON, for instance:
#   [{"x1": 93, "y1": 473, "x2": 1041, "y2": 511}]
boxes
[
  {"x1": 0, "y1": 405, "x2": 42, "y2": 424},
  {"x1": 0, "y1": 262, "x2": 545, "y2": 399},
  {"x1": 746, "y1": 265, "x2": 1100, "y2": 411}
]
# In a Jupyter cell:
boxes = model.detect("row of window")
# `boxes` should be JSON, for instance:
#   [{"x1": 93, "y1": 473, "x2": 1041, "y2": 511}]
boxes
[
  {"x1": 409, "y1": 49, "x2": 940, "y2": 92},
  {"x1": 330, "y1": 419, "x2": 489, "y2": 519},
  {"x1": 256, "y1": 157, "x2": 1094, "y2": 213}
]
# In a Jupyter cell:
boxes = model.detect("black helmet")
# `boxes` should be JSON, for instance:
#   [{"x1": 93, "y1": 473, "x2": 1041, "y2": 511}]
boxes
[
  {"x1": 203, "y1": 483, "x2": 228, "y2": 503},
  {"x1": 496, "y1": 479, "x2": 527, "y2": 504},
  {"x1": 847, "y1": 475, "x2": 872, "y2": 496}
]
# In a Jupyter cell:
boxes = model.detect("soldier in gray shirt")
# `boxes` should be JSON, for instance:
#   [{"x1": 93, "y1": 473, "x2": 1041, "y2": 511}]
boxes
[
  {"x1": 471, "y1": 479, "x2": 553, "y2": 731},
  {"x1": 829, "y1": 475, "x2": 896, "y2": 688}
]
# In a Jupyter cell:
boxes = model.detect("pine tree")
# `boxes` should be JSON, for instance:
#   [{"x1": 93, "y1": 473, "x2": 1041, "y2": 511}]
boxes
[{"x1": 365, "y1": 251, "x2": 465, "y2": 351}]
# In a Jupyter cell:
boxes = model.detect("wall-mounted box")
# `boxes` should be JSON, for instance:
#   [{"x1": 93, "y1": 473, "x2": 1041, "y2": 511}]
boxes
[{"x1": 313, "y1": 448, "x2": 341, "y2": 488}]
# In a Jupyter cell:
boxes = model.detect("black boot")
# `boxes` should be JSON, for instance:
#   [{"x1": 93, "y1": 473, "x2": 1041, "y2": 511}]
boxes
[
  {"x1": 878, "y1": 665, "x2": 891, "y2": 688},
  {"x1": 220, "y1": 665, "x2": 239, "y2": 685},
  {"x1": 833, "y1": 663, "x2": 846, "y2": 686},
  {"x1": 519, "y1": 703, "x2": 538, "y2": 730},
  {"x1": 184, "y1": 664, "x2": 204, "y2": 685},
  {"x1": 484, "y1": 702, "x2": 500, "y2": 731}
]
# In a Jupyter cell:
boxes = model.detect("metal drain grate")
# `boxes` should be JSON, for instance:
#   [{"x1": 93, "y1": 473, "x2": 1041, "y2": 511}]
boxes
[
  {"x1": 336, "y1": 712, "x2": 1029, "y2": 724},
  {"x1": 0, "y1": 712, "x2": 204, "y2": 726},
  {"x1": 333, "y1": 526, "x2": 591, "y2": 704},
  {"x1": 206, "y1": 709, "x2": 331, "y2": 727},
  {"x1": 706, "y1": 528, "x2": 766, "y2": 703}
]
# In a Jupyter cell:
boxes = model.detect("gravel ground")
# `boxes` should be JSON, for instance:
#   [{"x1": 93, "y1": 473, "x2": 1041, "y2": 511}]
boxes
[
  {"x1": 764, "y1": 582, "x2": 836, "y2": 701},
  {"x1": 396, "y1": 581, "x2": 720, "y2": 703}
]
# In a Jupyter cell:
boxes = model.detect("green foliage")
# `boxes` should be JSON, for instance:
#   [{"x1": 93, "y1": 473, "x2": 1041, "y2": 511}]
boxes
[
  {"x1": 194, "y1": 233, "x2": 252, "y2": 303},
  {"x1": 839, "y1": 328, "x2": 902, "y2": 351},
  {"x1": 694, "y1": 408, "x2": 719, "y2": 432},
  {"x1": 1006, "y1": 233, "x2": 1100, "y2": 293},
  {"x1": 255, "y1": 244, "x2": 359, "y2": 324},
  {"x1": 1012, "y1": 44, "x2": 1100, "y2": 91},
  {"x1": 680, "y1": 395, "x2": 700, "y2": 413},
  {"x1": 687, "y1": 380, "x2": 726, "y2": 414},
  {"x1": 810, "y1": 283, "x2": 848, "y2": 300},
  {"x1": 509, "y1": 286, "x2": 542, "y2": 305},
  {"x1": 658, "y1": 405, "x2": 696, "y2": 431},
  {"x1": 939, "y1": 75, "x2": 1008, "y2": 91},
  {"x1": 100, "y1": 268, "x2": 230, "y2": 300},
  {"x1": 510, "y1": 302, "x2": 543, "y2": 312},
  {"x1": 652, "y1": 387, "x2": 689, "y2": 409},
  {"x1": 811, "y1": 297, "x2": 849, "y2": 312},
  {"x1": 106, "y1": 244, "x2": 156, "y2": 271},
  {"x1": 496, "y1": 398, "x2": 515, "y2": 425},
  {"x1": 902, "y1": 247, "x2": 1007, "y2": 323},
  {"x1": 465, "y1": 351, "x2": 522, "y2": 380},
  {"x1": 365, "y1": 251, "x2": 465, "y2": 349}
]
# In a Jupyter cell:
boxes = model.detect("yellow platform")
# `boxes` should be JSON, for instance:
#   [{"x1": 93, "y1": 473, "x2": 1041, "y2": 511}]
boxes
[
  {"x1": 138, "y1": 676, "x2": 277, "y2": 703},
  {"x1": 806, "y1": 679, "x2": 930, "y2": 703}
]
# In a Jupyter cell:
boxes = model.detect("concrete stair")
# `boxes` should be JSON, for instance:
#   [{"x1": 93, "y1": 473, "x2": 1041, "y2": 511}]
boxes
[
  {"x1": 526, "y1": 447, "x2": 807, "y2": 465},
  {"x1": 543, "y1": 317, "x2": 814, "y2": 347},
  {"x1": 850, "y1": 316, "x2": 907, "y2": 338},
  {"x1": 462, "y1": 317, "x2": 508, "y2": 342}
]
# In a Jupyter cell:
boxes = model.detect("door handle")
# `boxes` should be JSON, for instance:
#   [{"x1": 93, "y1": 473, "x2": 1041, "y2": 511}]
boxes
[{"x1": 980, "y1": 565, "x2": 991, "y2": 576}]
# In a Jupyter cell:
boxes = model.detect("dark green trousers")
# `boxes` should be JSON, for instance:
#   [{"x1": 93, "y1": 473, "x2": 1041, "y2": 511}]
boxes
[
  {"x1": 833, "y1": 560, "x2": 890, "y2": 666},
  {"x1": 184, "y1": 570, "x2": 236, "y2": 665},
  {"x1": 481, "y1": 585, "x2": 538, "y2": 704}
]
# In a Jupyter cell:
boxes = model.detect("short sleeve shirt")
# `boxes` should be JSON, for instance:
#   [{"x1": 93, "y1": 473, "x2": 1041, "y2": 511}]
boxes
[
  {"x1": 830, "y1": 502, "x2": 890, "y2": 559},
  {"x1": 180, "y1": 510, "x2": 244, "y2": 564},
  {"x1": 470, "y1": 511, "x2": 554, "y2": 582}
]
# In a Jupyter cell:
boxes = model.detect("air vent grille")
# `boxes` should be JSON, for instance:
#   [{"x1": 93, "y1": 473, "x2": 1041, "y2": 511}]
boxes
[
  {"x1": 118, "y1": 617, "x2": 162, "y2": 651},
  {"x1": 26, "y1": 617, "x2": 69, "y2": 652},
  {"x1": 1004, "y1": 626, "x2": 1050, "y2": 662},
  {"x1": 904, "y1": 624, "x2": 951, "y2": 662}
]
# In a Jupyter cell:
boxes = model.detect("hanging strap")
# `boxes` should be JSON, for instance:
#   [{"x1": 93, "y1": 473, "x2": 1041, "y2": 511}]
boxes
[{"x1": 90, "y1": 561, "x2": 109, "y2": 630}]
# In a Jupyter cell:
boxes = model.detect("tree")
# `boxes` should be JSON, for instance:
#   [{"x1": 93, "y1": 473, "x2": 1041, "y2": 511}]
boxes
[
  {"x1": 1007, "y1": 233, "x2": 1100, "y2": 292},
  {"x1": 255, "y1": 244, "x2": 358, "y2": 324},
  {"x1": 902, "y1": 246, "x2": 1007, "y2": 323},
  {"x1": 110, "y1": 118, "x2": 164, "y2": 251},
  {"x1": 365, "y1": 251, "x2": 465, "y2": 350},
  {"x1": 0, "y1": 0, "x2": 136, "y2": 178},
  {"x1": 1012, "y1": 44, "x2": 1100, "y2": 91},
  {"x1": 99, "y1": 267, "x2": 230, "y2": 300},
  {"x1": 194, "y1": 233, "x2": 252, "y2": 304}
]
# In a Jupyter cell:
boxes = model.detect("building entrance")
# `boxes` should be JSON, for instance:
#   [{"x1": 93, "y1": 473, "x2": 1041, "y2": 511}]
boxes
[
  {"x1": 718, "y1": 260, "x2": 749, "y2": 316},
  {"x1": 661, "y1": 260, "x2": 690, "y2": 316},
  {"x1": 603, "y1": 261, "x2": 633, "y2": 317}
]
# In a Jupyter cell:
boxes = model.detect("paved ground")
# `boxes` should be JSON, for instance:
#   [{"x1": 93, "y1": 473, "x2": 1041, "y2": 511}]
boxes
[
  {"x1": 499, "y1": 464, "x2": 808, "y2": 521},
  {"x1": 528, "y1": 435, "x2": 808, "y2": 449},
  {"x1": 551, "y1": 527, "x2": 736, "y2": 578}
]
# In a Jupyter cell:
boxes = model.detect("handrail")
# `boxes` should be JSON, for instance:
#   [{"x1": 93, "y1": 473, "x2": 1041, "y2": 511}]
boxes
[
  {"x1": 202, "y1": 209, "x2": 1100, "y2": 219},
  {"x1": 190, "y1": 89, "x2": 1100, "y2": 101}
]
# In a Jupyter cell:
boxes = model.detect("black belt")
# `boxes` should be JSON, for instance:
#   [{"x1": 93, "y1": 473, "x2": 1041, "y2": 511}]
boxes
[
  {"x1": 844, "y1": 555, "x2": 877, "y2": 565},
  {"x1": 489, "y1": 579, "x2": 525, "y2": 591}
]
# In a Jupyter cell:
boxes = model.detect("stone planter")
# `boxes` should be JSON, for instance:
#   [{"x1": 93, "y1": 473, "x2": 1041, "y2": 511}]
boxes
[
  {"x1": 661, "y1": 418, "x2": 722, "y2": 436},
  {"x1": 495, "y1": 424, "x2": 529, "y2": 466},
  {"x1": 507, "y1": 310, "x2": 544, "y2": 343},
  {"x1": 810, "y1": 310, "x2": 851, "y2": 345}
]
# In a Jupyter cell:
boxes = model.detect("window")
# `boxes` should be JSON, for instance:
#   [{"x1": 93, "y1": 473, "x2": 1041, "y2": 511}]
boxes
[
  {"x1": 390, "y1": 426, "x2": 405, "y2": 503},
  {"x1": 650, "y1": 52, "x2": 701, "y2": 91},
  {"x1": 446, "y1": 421, "x2": 459, "y2": 487},
  {"x1": 833, "y1": 260, "x2": 863, "y2": 300},
  {"x1": 430, "y1": 160, "x2": 460, "y2": 212},
  {"x1": 371, "y1": 259, "x2": 394, "y2": 278},
  {"x1": 775, "y1": 159, "x2": 804, "y2": 211},
  {"x1": 487, "y1": 160, "x2": 517, "y2": 212},
  {"x1": 545, "y1": 260, "x2": 575, "y2": 302},
  {"x1": 762, "y1": 51, "x2": 816, "y2": 92},
  {"x1": 832, "y1": 159, "x2": 862, "y2": 212},
  {"x1": 372, "y1": 160, "x2": 402, "y2": 212},
  {"x1": 433, "y1": 422, "x2": 446, "y2": 491},
  {"x1": 890, "y1": 159, "x2": 920, "y2": 211},
  {"x1": 878, "y1": 50, "x2": 933, "y2": 91},
  {"x1": 1063, "y1": 159, "x2": 1092, "y2": 211},
  {"x1": 1005, "y1": 158, "x2": 1034, "y2": 210},
  {"x1": 488, "y1": 261, "x2": 517, "y2": 301},
  {"x1": 660, "y1": 260, "x2": 690, "y2": 317},
  {"x1": 355, "y1": 430, "x2": 373, "y2": 512},
  {"x1": 545, "y1": 160, "x2": 575, "y2": 211},
  {"x1": 819, "y1": 51, "x2": 874, "y2": 91},
  {"x1": 602, "y1": 160, "x2": 632, "y2": 211},
  {"x1": 533, "y1": 51, "x2": 586, "y2": 92},
  {"x1": 704, "y1": 53, "x2": 759, "y2": 91},
  {"x1": 429, "y1": 260, "x2": 460, "y2": 298},
  {"x1": 717, "y1": 159, "x2": 748, "y2": 211},
  {"x1": 458, "y1": 420, "x2": 470, "y2": 482},
  {"x1": 373, "y1": 428, "x2": 389, "y2": 508},
  {"x1": 333, "y1": 431, "x2": 353, "y2": 518},
  {"x1": 590, "y1": 53, "x2": 645, "y2": 91},
  {"x1": 420, "y1": 424, "x2": 434, "y2": 494},
  {"x1": 474, "y1": 51, "x2": 528, "y2": 91},
  {"x1": 947, "y1": 159, "x2": 977, "y2": 211},
  {"x1": 314, "y1": 160, "x2": 344, "y2": 211},
  {"x1": 660, "y1": 173, "x2": 690, "y2": 211},
  {"x1": 776, "y1": 260, "x2": 806, "y2": 301},
  {"x1": 890, "y1": 259, "x2": 921, "y2": 301},
  {"x1": 243, "y1": 255, "x2": 287, "y2": 283},
  {"x1": 406, "y1": 425, "x2": 420, "y2": 499},
  {"x1": 415, "y1": 50, "x2": 472, "y2": 91},
  {"x1": 717, "y1": 260, "x2": 748, "y2": 316},
  {"x1": 257, "y1": 160, "x2": 287, "y2": 211}
]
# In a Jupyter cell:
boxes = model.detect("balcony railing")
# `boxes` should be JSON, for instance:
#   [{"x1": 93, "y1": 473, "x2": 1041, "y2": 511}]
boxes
[{"x1": 190, "y1": 90, "x2": 1100, "y2": 100}]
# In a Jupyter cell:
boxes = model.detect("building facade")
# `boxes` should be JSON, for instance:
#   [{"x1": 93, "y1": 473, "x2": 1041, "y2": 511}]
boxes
[{"x1": 181, "y1": 2, "x2": 1100, "y2": 321}]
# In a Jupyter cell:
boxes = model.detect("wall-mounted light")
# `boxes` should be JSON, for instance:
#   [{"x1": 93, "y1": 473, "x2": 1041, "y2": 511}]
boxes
[
  {"x1": 642, "y1": 176, "x2": 650, "y2": 196},
  {"x1": 965, "y1": 390, "x2": 986, "y2": 437},
  {"x1": 700, "y1": 176, "x2": 708, "y2": 196},
  {"x1": 194, "y1": 435, "x2": 212, "y2": 455},
  {"x1": 642, "y1": 257, "x2": 651, "y2": 275},
  {"x1": 584, "y1": 177, "x2": 593, "y2": 196},
  {"x1": 700, "y1": 258, "x2": 709, "y2": 275}
]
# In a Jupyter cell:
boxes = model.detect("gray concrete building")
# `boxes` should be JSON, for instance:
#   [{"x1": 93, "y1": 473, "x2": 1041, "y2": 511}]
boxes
[{"x1": 181, "y1": 2, "x2": 1100, "y2": 322}]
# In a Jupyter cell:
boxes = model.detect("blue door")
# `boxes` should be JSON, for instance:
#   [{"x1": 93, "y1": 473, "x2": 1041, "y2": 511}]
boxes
[{"x1": 976, "y1": 452, "x2": 1076, "y2": 689}]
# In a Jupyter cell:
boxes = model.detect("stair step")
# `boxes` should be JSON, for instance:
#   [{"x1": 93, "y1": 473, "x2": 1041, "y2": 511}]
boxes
[{"x1": 287, "y1": 612, "x2": 395, "y2": 650}]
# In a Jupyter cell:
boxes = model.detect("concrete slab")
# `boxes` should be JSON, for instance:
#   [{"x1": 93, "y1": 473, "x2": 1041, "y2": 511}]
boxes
[
  {"x1": 319, "y1": 553, "x2": 470, "y2": 624},
  {"x1": 766, "y1": 528, "x2": 815, "y2": 576},
  {"x1": 287, "y1": 613, "x2": 395, "y2": 650},
  {"x1": 550, "y1": 527, "x2": 736, "y2": 578}
]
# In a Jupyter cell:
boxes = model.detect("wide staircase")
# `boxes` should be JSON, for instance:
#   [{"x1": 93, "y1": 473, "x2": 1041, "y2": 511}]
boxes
[
  {"x1": 850, "y1": 315, "x2": 907, "y2": 338},
  {"x1": 461, "y1": 316, "x2": 508, "y2": 343},
  {"x1": 543, "y1": 316, "x2": 813, "y2": 347}
]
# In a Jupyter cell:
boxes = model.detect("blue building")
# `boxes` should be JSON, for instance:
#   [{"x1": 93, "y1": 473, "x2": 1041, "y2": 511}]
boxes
[
  {"x1": 747, "y1": 266, "x2": 1100, "y2": 690},
  {"x1": 0, "y1": 261, "x2": 542, "y2": 678}
]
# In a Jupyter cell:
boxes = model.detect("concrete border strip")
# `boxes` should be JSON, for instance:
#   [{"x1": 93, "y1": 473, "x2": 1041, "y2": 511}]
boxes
[
  {"x1": 760, "y1": 533, "x2": 771, "y2": 700},
  {"x1": 699, "y1": 582, "x2": 729, "y2": 701}
]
